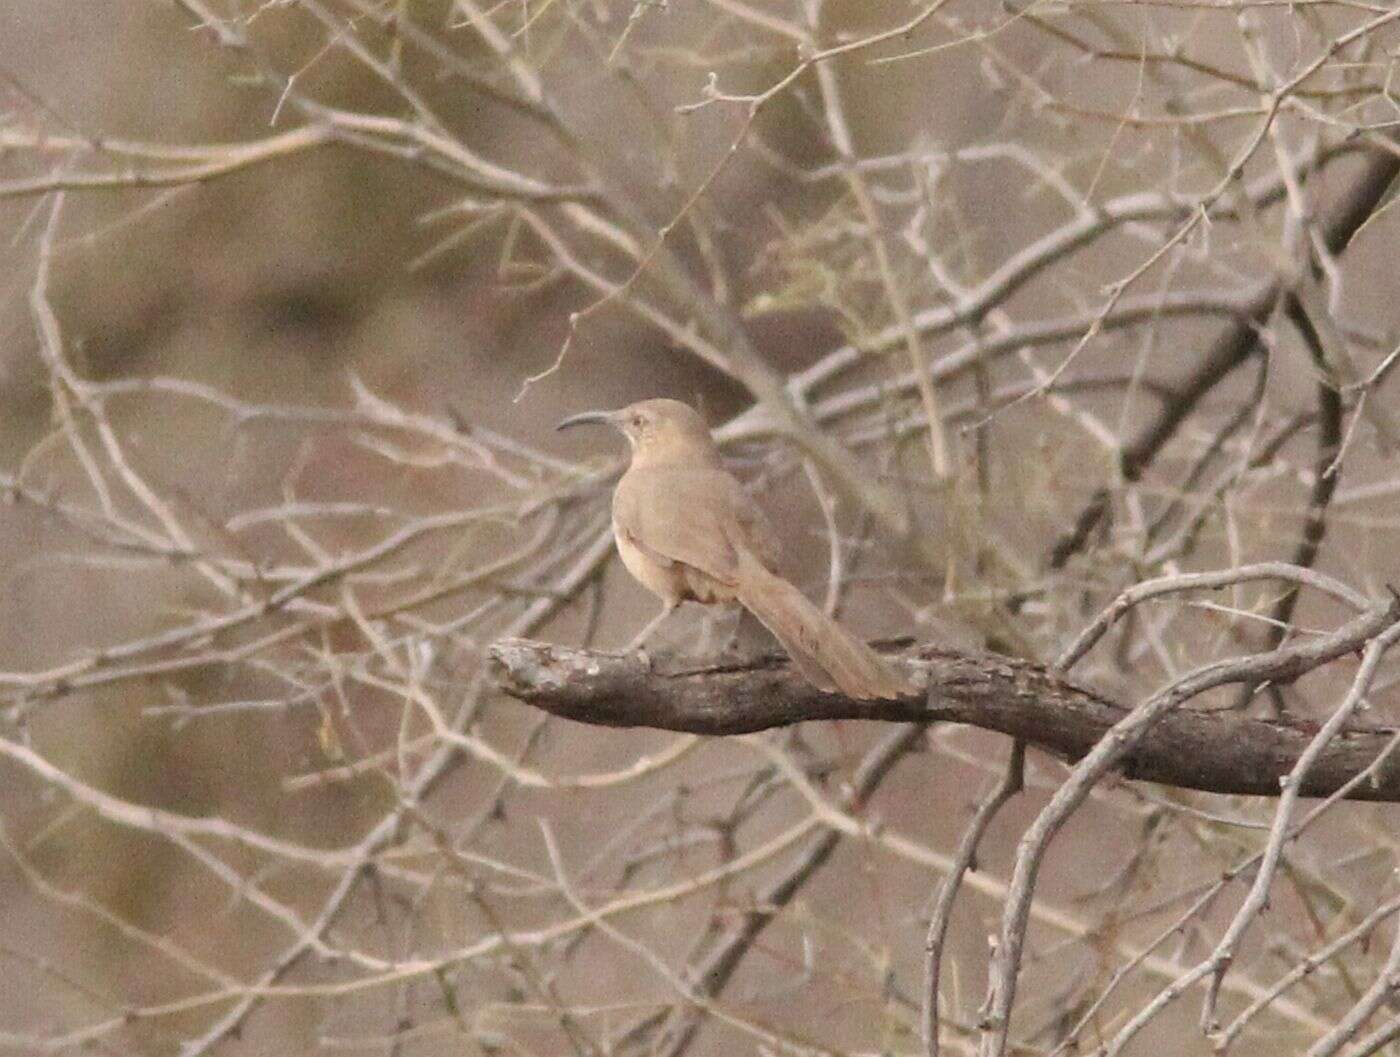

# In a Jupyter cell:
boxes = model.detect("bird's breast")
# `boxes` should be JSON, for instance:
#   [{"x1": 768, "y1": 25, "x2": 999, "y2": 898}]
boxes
[{"x1": 614, "y1": 521, "x2": 688, "y2": 602}]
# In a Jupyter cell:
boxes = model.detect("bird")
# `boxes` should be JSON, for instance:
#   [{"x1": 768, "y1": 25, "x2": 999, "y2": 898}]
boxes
[{"x1": 557, "y1": 398, "x2": 909, "y2": 700}]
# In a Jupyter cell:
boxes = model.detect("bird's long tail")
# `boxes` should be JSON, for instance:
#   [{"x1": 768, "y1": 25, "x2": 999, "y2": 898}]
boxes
[{"x1": 735, "y1": 564, "x2": 909, "y2": 700}]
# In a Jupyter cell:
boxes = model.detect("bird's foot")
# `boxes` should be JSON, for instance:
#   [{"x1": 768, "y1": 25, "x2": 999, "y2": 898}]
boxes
[
  {"x1": 719, "y1": 638, "x2": 778, "y2": 668},
  {"x1": 636, "y1": 641, "x2": 764, "y2": 678},
  {"x1": 717, "y1": 606, "x2": 781, "y2": 670},
  {"x1": 634, "y1": 644, "x2": 700, "y2": 678}
]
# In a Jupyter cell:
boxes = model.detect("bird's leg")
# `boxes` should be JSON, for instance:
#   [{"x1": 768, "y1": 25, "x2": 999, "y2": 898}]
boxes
[
  {"x1": 626, "y1": 599, "x2": 679, "y2": 654},
  {"x1": 695, "y1": 605, "x2": 724, "y2": 658},
  {"x1": 695, "y1": 602, "x2": 739, "y2": 658},
  {"x1": 628, "y1": 600, "x2": 727, "y2": 677},
  {"x1": 717, "y1": 603, "x2": 748, "y2": 657},
  {"x1": 721, "y1": 605, "x2": 780, "y2": 666}
]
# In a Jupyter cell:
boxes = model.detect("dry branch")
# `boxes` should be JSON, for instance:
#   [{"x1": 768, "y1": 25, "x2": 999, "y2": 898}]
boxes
[{"x1": 489, "y1": 628, "x2": 1400, "y2": 802}]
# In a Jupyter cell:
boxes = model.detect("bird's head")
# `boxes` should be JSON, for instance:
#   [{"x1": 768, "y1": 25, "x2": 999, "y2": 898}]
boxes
[{"x1": 557, "y1": 399, "x2": 718, "y2": 466}]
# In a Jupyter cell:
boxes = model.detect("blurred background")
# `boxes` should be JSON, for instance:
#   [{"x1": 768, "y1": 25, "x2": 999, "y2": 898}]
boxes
[{"x1": 1, "y1": 1, "x2": 1399, "y2": 1054}]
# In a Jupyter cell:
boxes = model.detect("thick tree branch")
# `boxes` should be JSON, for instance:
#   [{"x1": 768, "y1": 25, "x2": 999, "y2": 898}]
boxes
[{"x1": 489, "y1": 633, "x2": 1400, "y2": 802}]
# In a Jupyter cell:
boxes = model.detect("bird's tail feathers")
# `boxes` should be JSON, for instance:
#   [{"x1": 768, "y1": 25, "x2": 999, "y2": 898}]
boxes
[{"x1": 735, "y1": 565, "x2": 909, "y2": 701}]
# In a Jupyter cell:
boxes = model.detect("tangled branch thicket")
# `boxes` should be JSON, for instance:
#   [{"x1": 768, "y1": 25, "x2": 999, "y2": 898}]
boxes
[{"x1": 3, "y1": 2, "x2": 1400, "y2": 1055}]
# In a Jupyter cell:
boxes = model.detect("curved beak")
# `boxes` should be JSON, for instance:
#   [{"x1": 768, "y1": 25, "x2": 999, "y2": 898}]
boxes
[{"x1": 556, "y1": 409, "x2": 619, "y2": 432}]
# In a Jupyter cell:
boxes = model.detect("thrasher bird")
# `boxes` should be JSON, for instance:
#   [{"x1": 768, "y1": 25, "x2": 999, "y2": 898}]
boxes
[{"x1": 557, "y1": 398, "x2": 909, "y2": 700}]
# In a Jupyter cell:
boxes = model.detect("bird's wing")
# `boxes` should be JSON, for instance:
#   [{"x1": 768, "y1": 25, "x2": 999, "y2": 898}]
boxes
[
  {"x1": 731, "y1": 486, "x2": 781, "y2": 571},
  {"x1": 613, "y1": 465, "x2": 761, "y2": 586}
]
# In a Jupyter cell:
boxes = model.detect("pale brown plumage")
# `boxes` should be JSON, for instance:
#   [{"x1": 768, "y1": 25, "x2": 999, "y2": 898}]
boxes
[{"x1": 558, "y1": 398, "x2": 909, "y2": 700}]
